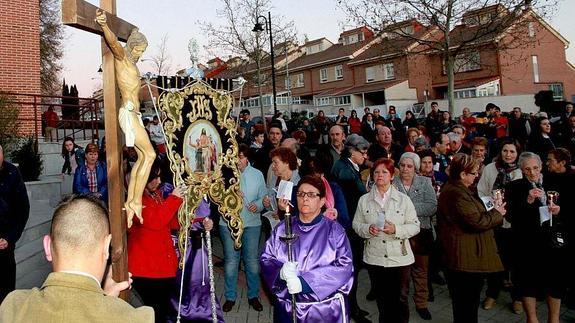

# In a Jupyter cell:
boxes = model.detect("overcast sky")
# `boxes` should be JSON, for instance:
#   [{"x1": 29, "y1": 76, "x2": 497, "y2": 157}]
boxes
[{"x1": 61, "y1": 0, "x2": 575, "y2": 97}]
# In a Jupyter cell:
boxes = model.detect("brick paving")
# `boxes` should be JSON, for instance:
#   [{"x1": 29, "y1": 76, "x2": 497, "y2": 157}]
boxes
[{"x1": 16, "y1": 234, "x2": 575, "y2": 323}]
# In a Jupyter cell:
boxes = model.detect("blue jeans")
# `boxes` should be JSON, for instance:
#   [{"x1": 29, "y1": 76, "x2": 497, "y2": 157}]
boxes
[{"x1": 219, "y1": 225, "x2": 261, "y2": 300}]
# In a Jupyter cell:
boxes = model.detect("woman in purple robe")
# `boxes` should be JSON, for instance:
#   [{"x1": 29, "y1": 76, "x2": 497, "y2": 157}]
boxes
[
  {"x1": 261, "y1": 175, "x2": 354, "y2": 323},
  {"x1": 168, "y1": 198, "x2": 224, "y2": 323}
]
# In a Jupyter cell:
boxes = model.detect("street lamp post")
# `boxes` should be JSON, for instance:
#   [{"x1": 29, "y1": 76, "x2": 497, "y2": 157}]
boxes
[{"x1": 253, "y1": 12, "x2": 278, "y2": 116}]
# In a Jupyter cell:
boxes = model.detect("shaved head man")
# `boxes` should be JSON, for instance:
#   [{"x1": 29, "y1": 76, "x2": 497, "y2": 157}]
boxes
[{"x1": 0, "y1": 195, "x2": 153, "y2": 322}]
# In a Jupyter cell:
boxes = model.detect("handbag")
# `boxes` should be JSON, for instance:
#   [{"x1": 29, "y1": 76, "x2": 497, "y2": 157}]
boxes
[{"x1": 546, "y1": 219, "x2": 566, "y2": 249}]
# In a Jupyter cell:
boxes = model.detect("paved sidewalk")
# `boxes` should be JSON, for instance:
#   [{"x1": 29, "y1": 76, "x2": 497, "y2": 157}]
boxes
[{"x1": 16, "y1": 235, "x2": 575, "y2": 323}]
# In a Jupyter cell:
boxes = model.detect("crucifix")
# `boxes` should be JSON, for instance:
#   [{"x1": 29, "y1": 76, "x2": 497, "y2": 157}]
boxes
[{"x1": 62, "y1": 0, "x2": 151, "y2": 299}]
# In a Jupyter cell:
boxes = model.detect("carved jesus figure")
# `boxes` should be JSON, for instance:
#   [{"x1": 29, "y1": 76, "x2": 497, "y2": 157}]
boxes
[{"x1": 96, "y1": 9, "x2": 156, "y2": 227}]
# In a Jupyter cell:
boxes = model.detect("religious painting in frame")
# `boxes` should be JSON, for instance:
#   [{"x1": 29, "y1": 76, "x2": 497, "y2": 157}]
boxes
[{"x1": 157, "y1": 79, "x2": 243, "y2": 251}]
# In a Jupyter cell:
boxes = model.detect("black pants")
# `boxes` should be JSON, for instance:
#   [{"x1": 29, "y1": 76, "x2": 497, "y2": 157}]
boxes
[
  {"x1": 485, "y1": 228, "x2": 520, "y2": 300},
  {"x1": 445, "y1": 270, "x2": 486, "y2": 323},
  {"x1": 0, "y1": 248, "x2": 16, "y2": 304},
  {"x1": 367, "y1": 264, "x2": 411, "y2": 323},
  {"x1": 133, "y1": 276, "x2": 175, "y2": 323}
]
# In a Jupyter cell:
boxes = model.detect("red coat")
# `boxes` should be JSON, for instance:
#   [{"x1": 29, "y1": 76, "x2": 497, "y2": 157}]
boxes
[{"x1": 128, "y1": 193, "x2": 182, "y2": 278}]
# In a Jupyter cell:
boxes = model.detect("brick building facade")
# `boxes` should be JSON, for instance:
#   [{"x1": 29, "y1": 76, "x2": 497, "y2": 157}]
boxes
[
  {"x1": 0, "y1": 0, "x2": 42, "y2": 134},
  {"x1": 213, "y1": 6, "x2": 575, "y2": 117}
]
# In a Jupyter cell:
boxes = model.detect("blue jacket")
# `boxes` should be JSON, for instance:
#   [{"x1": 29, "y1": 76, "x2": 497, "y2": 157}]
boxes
[{"x1": 73, "y1": 161, "x2": 108, "y2": 202}]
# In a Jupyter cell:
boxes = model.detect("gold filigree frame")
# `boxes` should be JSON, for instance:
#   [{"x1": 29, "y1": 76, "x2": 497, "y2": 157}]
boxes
[{"x1": 158, "y1": 80, "x2": 243, "y2": 253}]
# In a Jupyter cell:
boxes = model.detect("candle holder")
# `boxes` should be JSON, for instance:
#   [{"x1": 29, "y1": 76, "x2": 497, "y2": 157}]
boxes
[
  {"x1": 546, "y1": 191, "x2": 559, "y2": 227},
  {"x1": 279, "y1": 205, "x2": 298, "y2": 323},
  {"x1": 492, "y1": 189, "x2": 504, "y2": 207}
]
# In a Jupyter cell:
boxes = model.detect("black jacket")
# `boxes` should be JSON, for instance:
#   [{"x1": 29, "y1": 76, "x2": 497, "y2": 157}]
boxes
[{"x1": 0, "y1": 161, "x2": 30, "y2": 248}]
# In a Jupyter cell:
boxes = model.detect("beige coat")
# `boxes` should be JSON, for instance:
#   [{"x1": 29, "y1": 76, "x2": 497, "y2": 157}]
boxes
[
  {"x1": 0, "y1": 272, "x2": 154, "y2": 323},
  {"x1": 353, "y1": 186, "x2": 420, "y2": 267}
]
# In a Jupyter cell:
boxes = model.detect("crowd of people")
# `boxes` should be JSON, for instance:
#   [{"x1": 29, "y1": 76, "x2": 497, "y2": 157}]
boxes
[
  {"x1": 233, "y1": 101, "x2": 574, "y2": 323},
  {"x1": 1, "y1": 100, "x2": 574, "y2": 323}
]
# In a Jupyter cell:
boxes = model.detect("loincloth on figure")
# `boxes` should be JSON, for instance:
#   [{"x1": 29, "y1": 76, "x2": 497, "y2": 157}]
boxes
[{"x1": 118, "y1": 101, "x2": 144, "y2": 147}]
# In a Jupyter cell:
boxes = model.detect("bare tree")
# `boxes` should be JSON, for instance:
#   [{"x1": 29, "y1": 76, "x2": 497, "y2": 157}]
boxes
[
  {"x1": 40, "y1": 0, "x2": 64, "y2": 95},
  {"x1": 199, "y1": 0, "x2": 297, "y2": 61},
  {"x1": 337, "y1": 0, "x2": 558, "y2": 114},
  {"x1": 149, "y1": 34, "x2": 172, "y2": 76}
]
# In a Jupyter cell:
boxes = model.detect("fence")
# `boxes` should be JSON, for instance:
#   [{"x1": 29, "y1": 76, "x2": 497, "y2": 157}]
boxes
[{"x1": 0, "y1": 91, "x2": 102, "y2": 144}]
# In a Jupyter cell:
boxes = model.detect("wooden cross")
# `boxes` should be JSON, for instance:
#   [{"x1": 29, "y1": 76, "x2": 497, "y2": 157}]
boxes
[{"x1": 62, "y1": 0, "x2": 135, "y2": 299}]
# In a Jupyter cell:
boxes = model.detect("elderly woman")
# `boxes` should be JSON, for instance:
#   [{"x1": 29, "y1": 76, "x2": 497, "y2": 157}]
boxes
[
  {"x1": 506, "y1": 152, "x2": 566, "y2": 323},
  {"x1": 392, "y1": 152, "x2": 437, "y2": 320},
  {"x1": 331, "y1": 134, "x2": 371, "y2": 322},
  {"x1": 477, "y1": 138, "x2": 523, "y2": 313},
  {"x1": 437, "y1": 153, "x2": 506, "y2": 323},
  {"x1": 354, "y1": 158, "x2": 420, "y2": 323},
  {"x1": 261, "y1": 175, "x2": 353, "y2": 322}
]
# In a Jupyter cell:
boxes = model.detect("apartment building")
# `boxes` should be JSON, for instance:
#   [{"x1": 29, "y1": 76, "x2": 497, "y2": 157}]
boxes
[{"x1": 207, "y1": 5, "x2": 575, "y2": 117}]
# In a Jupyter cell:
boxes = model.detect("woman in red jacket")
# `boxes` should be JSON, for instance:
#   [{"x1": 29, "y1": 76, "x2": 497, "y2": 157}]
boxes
[{"x1": 128, "y1": 160, "x2": 185, "y2": 322}]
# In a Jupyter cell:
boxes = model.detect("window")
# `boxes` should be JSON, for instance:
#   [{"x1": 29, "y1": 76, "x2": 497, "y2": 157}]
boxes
[
  {"x1": 532, "y1": 56, "x2": 540, "y2": 83},
  {"x1": 315, "y1": 97, "x2": 331, "y2": 106},
  {"x1": 335, "y1": 65, "x2": 343, "y2": 80},
  {"x1": 454, "y1": 51, "x2": 481, "y2": 73},
  {"x1": 334, "y1": 95, "x2": 351, "y2": 105},
  {"x1": 320, "y1": 68, "x2": 328, "y2": 83},
  {"x1": 549, "y1": 83, "x2": 564, "y2": 100},
  {"x1": 295, "y1": 73, "x2": 304, "y2": 87},
  {"x1": 366, "y1": 63, "x2": 394, "y2": 82},
  {"x1": 528, "y1": 22, "x2": 535, "y2": 38},
  {"x1": 454, "y1": 89, "x2": 477, "y2": 99},
  {"x1": 366, "y1": 66, "x2": 376, "y2": 82},
  {"x1": 383, "y1": 63, "x2": 394, "y2": 80}
]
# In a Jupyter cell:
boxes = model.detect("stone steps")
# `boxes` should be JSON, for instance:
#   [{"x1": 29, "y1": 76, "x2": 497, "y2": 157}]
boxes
[
  {"x1": 38, "y1": 138, "x2": 93, "y2": 177},
  {"x1": 14, "y1": 198, "x2": 54, "y2": 280}
]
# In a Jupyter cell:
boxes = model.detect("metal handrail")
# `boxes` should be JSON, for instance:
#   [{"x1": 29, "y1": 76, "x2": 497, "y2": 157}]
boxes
[{"x1": 0, "y1": 91, "x2": 102, "y2": 144}]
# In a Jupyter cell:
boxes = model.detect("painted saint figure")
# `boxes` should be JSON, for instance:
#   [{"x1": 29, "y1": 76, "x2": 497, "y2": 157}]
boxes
[
  {"x1": 189, "y1": 128, "x2": 214, "y2": 173},
  {"x1": 96, "y1": 10, "x2": 156, "y2": 227}
]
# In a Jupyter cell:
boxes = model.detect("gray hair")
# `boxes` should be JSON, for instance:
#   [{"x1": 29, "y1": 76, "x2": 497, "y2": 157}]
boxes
[
  {"x1": 343, "y1": 134, "x2": 370, "y2": 155},
  {"x1": 447, "y1": 132, "x2": 461, "y2": 143},
  {"x1": 400, "y1": 152, "x2": 420, "y2": 171},
  {"x1": 518, "y1": 152, "x2": 542, "y2": 169},
  {"x1": 414, "y1": 137, "x2": 429, "y2": 150}
]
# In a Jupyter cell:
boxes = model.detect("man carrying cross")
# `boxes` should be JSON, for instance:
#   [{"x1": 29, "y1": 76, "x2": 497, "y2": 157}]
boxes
[{"x1": 95, "y1": 9, "x2": 156, "y2": 227}]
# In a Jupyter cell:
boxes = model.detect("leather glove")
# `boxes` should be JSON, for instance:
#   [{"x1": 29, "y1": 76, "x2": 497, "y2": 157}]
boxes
[
  {"x1": 280, "y1": 261, "x2": 298, "y2": 281},
  {"x1": 286, "y1": 276, "x2": 302, "y2": 294}
]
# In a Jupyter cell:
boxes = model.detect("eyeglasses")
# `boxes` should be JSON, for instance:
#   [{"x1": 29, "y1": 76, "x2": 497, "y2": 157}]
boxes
[
  {"x1": 354, "y1": 149, "x2": 368, "y2": 156},
  {"x1": 296, "y1": 191, "x2": 321, "y2": 199},
  {"x1": 468, "y1": 172, "x2": 479, "y2": 177}
]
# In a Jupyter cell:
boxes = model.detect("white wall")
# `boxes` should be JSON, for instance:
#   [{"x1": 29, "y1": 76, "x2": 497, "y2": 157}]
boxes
[{"x1": 430, "y1": 94, "x2": 538, "y2": 115}]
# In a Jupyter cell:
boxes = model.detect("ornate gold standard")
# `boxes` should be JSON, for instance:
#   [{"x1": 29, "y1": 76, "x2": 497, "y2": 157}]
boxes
[{"x1": 158, "y1": 80, "x2": 244, "y2": 255}]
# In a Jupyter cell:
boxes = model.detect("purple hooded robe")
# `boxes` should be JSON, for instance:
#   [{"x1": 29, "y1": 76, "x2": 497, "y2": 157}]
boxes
[
  {"x1": 261, "y1": 214, "x2": 354, "y2": 323},
  {"x1": 168, "y1": 199, "x2": 224, "y2": 323}
]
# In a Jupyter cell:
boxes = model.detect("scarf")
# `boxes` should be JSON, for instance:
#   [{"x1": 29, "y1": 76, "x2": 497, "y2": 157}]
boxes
[
  {"x1": 493, "y1": 161, "x2": 519, "y2": 190},
  {"x1": 321, "y1": 176, "x2": 335, "y2": 209}
]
